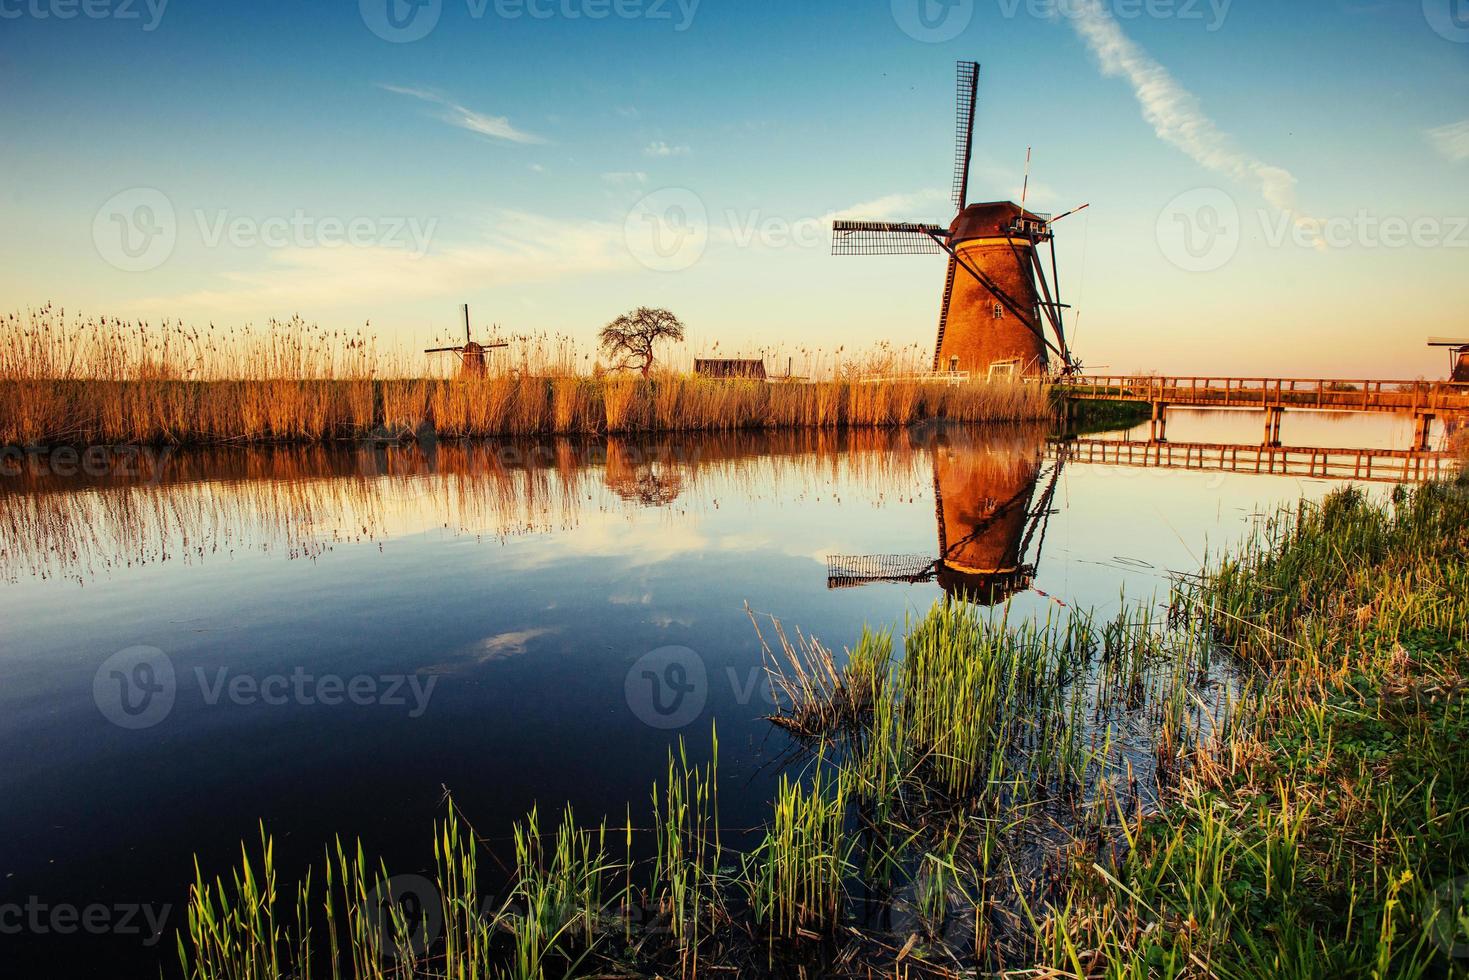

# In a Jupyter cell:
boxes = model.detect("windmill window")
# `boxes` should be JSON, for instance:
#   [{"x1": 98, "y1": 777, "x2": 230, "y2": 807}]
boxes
[
  {"x1": 992, "y1": 303, "x2": 1004, "y2": 319},
  {"x1": 987, "y1": 359, "x2": 1019, "y2": 380},
  {"x1": 948, "y1": 356, "x2": 959, "y2": 374}
]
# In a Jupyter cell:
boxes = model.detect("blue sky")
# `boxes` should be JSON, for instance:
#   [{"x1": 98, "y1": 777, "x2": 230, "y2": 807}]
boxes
[{"x1": 2, "y1": 0, "x2": 1466, "y2": 376}]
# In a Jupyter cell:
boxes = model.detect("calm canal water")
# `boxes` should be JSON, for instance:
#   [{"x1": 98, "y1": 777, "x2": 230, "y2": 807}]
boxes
[{"x1": 0, "y1": 411, "x2": 1432, "y2": 975}]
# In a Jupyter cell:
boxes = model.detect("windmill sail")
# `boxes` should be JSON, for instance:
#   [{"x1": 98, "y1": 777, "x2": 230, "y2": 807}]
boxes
[
  {"x1": 952, "y1": 61, "x2": 980, "y2": 210},
  {"x1": 831, "y1": 220, "x2": 947, "y2": 255}
]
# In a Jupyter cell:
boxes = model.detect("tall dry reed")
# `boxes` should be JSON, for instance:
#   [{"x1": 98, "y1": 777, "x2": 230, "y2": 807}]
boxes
[{"x1": 1, "y1": 307, "x2": 1053, "y2": 445}]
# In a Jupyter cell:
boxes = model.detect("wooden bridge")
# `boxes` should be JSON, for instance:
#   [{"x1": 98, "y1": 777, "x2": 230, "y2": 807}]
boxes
[
  {"x1": 1055, "y1": 438, "x2": 1456, "y2": 484},
  {"x1": 1056, "y1": 376, "x2": 1469, "y2": 450}
]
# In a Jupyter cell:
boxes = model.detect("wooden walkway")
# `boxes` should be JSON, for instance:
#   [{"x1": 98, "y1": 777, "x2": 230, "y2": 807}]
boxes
[
  {"x1": 1056, "y1": 438, "x2": 1456, "y2": 484},
  {"x1": 1056, "y1": 376, "x2": 1469, "y2": 415},
  {"x1": 1056, "y1": 376, "x2": 1469, "y2": 450}
]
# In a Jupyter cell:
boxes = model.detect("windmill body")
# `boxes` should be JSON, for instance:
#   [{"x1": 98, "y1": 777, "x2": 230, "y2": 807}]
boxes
[
  {"x1": 937, "y1": 202, "x2": 1051, "y2": 377},
  {"x1": 833, "y1": 61, "x2": 1079, "y2": 379}
]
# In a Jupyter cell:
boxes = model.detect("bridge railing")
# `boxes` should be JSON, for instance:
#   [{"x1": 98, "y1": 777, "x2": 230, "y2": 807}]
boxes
[{"x1": 1056, "y1": 376, "x2": 1469, "y2": 413}]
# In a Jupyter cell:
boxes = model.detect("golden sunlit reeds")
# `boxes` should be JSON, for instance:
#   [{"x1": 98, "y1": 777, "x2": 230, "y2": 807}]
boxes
[{"x1": 1, "y1": 307, "x2": 1053, "y2": 445}]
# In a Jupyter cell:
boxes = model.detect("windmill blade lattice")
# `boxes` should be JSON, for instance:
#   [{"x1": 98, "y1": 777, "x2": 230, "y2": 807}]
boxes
[
  {"x1": 831, "y1": 221, "x2": 948, "y2": 255},
  {"x1": 952, "y1": 61, "x2": 980, "y2": 210}
]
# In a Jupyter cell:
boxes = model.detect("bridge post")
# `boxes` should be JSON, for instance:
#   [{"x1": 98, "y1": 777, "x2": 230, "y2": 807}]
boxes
[
  {"x1": 1150, "y1": 401, "x2": 1168, "y2": 442},
  {"x1": 1413, "y1": 413, "x2": 1435, "y2": 452},
  {"x1": 1263, "y1": 407, "x2": 1284, "y2": 447}
]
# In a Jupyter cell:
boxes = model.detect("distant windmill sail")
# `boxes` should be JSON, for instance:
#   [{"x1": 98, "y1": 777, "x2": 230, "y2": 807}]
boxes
[{"x1": 831, "y1": 60, "x2": 1080, "y2": 378}]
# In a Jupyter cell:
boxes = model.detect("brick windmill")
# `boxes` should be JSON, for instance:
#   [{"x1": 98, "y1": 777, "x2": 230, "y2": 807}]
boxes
[
  {"x1": 425, "y1": 305, "x2": 508, "y2": 377},
  {"x1": 832, "y1": 62, "x2": 1085, "y2": 379}
]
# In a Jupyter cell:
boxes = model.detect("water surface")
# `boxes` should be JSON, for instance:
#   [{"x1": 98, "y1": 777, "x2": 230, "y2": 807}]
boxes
[{"x1": 0, "y1": 416, "x2": 1419, "y2": 975}]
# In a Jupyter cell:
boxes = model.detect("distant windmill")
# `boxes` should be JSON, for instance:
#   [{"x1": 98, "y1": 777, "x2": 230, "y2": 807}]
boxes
[
  {"x1": 425, "y1": 305, "x2": 509, "y2": 377},
  {"x1": 832, "y1": 61, "x2": 1086, "y2": 379}
]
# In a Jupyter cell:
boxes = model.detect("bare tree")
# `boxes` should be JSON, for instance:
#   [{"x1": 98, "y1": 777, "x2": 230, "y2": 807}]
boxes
[{"x1": 598, "y1": 307, "x2": 685, "y2": 378}]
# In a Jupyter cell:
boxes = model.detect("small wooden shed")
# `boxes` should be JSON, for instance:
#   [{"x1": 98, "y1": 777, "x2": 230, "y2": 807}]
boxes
[{"x1": 694, "y1": 358, "x2": 767, "y2": 380}]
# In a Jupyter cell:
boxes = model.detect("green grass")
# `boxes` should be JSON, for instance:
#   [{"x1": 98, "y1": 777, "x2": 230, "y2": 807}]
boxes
[{"x1": 1046, "y1": 477, "x2": 1469, "y2": 978}]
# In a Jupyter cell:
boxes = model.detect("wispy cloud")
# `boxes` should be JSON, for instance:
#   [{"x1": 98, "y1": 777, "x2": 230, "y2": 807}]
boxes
[
  {"x1": 1066, "y1": 0, "x2": 1314, "y2": 228},
  {"x1": 602, "y1": 170, "x2": 649, "y2": 185},
  {"x1": 825, "y1": 189, "x2": 949, "y2": 223},
  {"x1": 644, "y1": 140, "x2": 690, "y2": 157},
  {"x1": 379, "y1": 84, "x2": 547, "y2": 145},
  {"x1": 149, "y1": 210, "x2": 629, "y2": 312},
  {"x1": 1426, "y1": 120, "x2": 1469, "y2": 163}
]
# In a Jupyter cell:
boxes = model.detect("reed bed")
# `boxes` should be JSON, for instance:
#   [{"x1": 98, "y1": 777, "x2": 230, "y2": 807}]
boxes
[{"x1": 1, "y1": 308, "x2": 1051, "y2": 445}]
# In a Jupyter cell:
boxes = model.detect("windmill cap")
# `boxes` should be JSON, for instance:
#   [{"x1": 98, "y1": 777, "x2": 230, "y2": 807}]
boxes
[
  {"x1": 1427, "y1": 336, "x2": 1469, "y2": 347},
  {"x1": 951, "y1": 201, "x2": 1052, "y2": 240}
]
